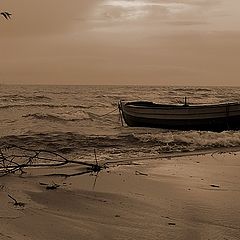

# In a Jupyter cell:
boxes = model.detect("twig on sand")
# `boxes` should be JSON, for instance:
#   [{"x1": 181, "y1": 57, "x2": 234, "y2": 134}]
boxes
[
  {"x1": 92, "y1": 148, "x2": 102, "y2": 172},
  {"x1": 39, "y1": 181, "x2": 60, "y2": 190},
  {"x1": 8, "y1": 194, "x2": 25, "y2": 207},
  {"x1": 135, "y1": 170, "x2": 148, "y2": 176},
  {"x1": 0, "y1": 144, "x2": 106, "y2": 178},
  {"x1": 92, "y1": 171, "x2": 100, "y2": 190},
  {"x1": 46, "y1": 182, "x2": 60, "y2": 190}
]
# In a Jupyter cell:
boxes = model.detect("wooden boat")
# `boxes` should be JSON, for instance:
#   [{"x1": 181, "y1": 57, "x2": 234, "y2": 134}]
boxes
[{"x1": 118, "y1": 100, "x2": 240, "y2": 131}]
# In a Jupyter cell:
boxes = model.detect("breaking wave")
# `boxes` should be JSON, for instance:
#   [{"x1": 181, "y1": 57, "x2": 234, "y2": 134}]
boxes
[
  {"x1": 1, "y1": 130, "x2": 240, "y2": 161},
  {"x1": 22, "y1": 112, "x2": 92, "y2": 122},
  {"x1": 135, "y1": 130, "x2": 240, "y2": 153},
  {"x1": 0, "y1": 103, "x2": 92, "y2": 109},
  {"x1": 0, "y1": 94, "x2": 52, "y2": 102}
]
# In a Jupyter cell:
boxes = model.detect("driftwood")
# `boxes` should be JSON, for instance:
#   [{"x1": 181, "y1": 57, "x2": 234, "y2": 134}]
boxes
[
  {"x1": 39, "y1": 182, "x2": 60, "y2": 190},
  {"x1": 46, "y1": 182, "x2": 60, "y2": 190},
  {"x1": 0, "y1": 144, "x2": 106, "y2": 177},
  {"x1": 8, "y1": 194, "x2": 25, "y2": 207},
  {"x1": 135, "y1": 170, "x2": 148, "y2": 176}
]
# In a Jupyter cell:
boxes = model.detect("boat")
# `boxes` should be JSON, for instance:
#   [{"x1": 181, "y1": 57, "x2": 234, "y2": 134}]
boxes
[{"x1": 118, "y1": 100, "x2": 240, "y2": 131}]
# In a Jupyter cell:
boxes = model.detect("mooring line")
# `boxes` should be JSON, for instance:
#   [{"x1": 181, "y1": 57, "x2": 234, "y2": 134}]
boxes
[{"x1": 97, "y1": 107, "x2": 119, "y2": 118}]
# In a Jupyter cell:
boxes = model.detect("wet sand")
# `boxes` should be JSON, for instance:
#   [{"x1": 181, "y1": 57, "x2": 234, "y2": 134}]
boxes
[{"x1": 1, "y1": 151, "x2": 240, "y2": 239}]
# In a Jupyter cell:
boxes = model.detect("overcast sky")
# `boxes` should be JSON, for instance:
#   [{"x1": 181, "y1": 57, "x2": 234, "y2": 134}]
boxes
[{"x1": 1, "y1": 0, "x2": 240, "y2": 86}]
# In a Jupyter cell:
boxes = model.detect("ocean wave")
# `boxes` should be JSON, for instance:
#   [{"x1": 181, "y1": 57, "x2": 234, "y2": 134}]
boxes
[
  {"x1": 0, "y1": 94, "x2": 52, "y2": 102},
  {"x1": 22, "y1": 112, "x2": 92, "y2": 122},
  {"x1": 1, "y1": 131, "x2": 240, "y2": 160},
  {"x1": 0, "y1": 132, "x2": 140, "y2": 152},
  {"x1": 171, "y1": 87, "x2": 213, "y2": 92},
  {"x1": 0, "y1": 103, "x2": 92, "y2": 109},
  {"x1": 1, "y1": 85, "x2": 240, "y2": 161},
  {"x1": 134, "y1": 130, "x2": 240, "y2": 153}
]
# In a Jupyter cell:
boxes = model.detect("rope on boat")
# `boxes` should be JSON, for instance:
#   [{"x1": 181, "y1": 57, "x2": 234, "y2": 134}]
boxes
[
  {"x1": 118, "y1": 101, "x2": 124, "y2": 126},
  {"x1": 97, "y1": 107, "x2": 119, "y2": 118},
  {"x1": 94, "y1": 101, "x2": 124, "y2": 126}
]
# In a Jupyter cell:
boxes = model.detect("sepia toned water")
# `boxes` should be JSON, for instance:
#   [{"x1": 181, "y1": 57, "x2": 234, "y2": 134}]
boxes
[{"x1": 0, "y1": 85, "x2": 240, "y2": 161}]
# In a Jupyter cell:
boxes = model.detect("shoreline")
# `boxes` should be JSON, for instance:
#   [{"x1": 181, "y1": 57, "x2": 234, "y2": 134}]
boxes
[
  {"x1": 1, "y1": 150, "x2": 240, "y2": 239},
  {"x1": 104, "y1": 145, "x2": 240, "y2": 165}
]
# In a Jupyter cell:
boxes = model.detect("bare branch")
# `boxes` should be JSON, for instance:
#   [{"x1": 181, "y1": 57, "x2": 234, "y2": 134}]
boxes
[
  {"x1": 8, "y1": 194, "x2": 25, "y2": 207},
  {"x1": 0, "y1": 144, "x2": 106, "y2": 177}
]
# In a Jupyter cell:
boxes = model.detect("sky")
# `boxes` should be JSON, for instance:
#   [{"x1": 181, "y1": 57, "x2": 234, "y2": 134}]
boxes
[{"x1": 1, "y1": 0, "x2": 240, "y2": 86}]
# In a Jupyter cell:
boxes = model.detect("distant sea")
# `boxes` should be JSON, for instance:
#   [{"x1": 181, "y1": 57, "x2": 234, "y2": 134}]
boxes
[{"x1": 0, "y1": 85, "x2": 240, "y2": 161}]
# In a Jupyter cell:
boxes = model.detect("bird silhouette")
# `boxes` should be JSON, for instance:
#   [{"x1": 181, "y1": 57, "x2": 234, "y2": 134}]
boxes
[{"x1": 1, "y1": 12, "x2": 12, "y2": 20}]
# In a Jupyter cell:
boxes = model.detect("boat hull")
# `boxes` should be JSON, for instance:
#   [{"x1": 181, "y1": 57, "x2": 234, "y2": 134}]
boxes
[{"x1": 120, "y1": 101, "x2": 240, "y2": 131}]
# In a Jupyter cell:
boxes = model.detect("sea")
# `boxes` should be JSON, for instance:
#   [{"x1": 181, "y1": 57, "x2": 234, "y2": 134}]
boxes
[{"x1": 0, "y1": 85, "x2": 240, "y2": 162}]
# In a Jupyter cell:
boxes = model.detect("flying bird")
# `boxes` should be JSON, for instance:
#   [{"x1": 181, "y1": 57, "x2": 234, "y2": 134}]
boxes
[{"x1": 1, "y1": 12, "x2": 12, "y2": 20}]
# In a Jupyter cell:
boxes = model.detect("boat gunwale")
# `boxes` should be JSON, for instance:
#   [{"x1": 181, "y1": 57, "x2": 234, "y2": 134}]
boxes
[
  {"x1": 121, "y1": 100, "x2": 240, "y2": 118},
  {"x1": 122, "y1": 101, "x2": 240, "y2": 110}
]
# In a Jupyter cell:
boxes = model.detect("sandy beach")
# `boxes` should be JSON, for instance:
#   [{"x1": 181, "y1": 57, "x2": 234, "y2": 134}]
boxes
[
  {"x1": 1, "y1": 150, "x2": 240, "y2": 240},
  {"x1": 1, "y1": 0, "x2": 240, "y2": 239}
]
